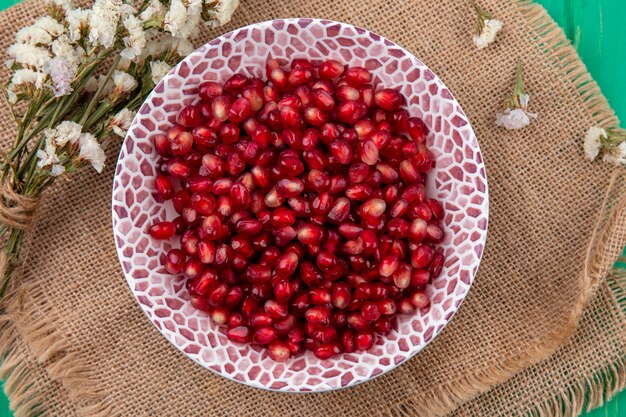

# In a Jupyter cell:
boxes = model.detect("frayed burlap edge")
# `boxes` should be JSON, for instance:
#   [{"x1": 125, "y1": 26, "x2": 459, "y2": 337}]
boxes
[
  {"x1": 529, "y1": 264, "x2": 626, "y2": 417},
  {"x1": 0, "y1": 284, "x2": 118, "y2": 417},
  {"x1": 0, "y1": 1, "x2": 625, "y2": 416}
]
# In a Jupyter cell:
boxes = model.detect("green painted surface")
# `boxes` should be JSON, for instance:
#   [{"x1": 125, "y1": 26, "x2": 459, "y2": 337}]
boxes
[{"x1": 0, "y1": 0, "x2": 624, "y2": 415}]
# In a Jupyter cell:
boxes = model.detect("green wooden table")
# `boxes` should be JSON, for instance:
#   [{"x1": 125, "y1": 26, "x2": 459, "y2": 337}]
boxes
[{"x1": 0, "y1": 0, "x2": 624, "y2": 415}]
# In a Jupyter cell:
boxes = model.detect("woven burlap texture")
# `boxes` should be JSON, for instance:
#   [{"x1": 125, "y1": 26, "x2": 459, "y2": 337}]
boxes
[{"x1": 1, "y1": 0, "x2": 625, "y2": 416}]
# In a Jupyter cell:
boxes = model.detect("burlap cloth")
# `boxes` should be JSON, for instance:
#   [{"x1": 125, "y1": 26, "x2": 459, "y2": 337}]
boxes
[{"x1": 1, "y1": 0, "x2": 625, "y2": 416}]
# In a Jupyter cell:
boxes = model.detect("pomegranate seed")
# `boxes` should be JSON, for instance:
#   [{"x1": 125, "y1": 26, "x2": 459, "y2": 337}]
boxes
[
  {"x1": 241, "y1": 296, "x2": 259, "y2": 317},
  {"x1": 300, "y1": 261, "x2": 323, "y2": 287},
  {"x1": 344, "y1": 67, "x2": 371, "y2": 85},
  {"x1": 288, "y1": 67, "x2": 314, "y2": 85},
  {"x1": 275, "y1": 251, "x2": 299, "y2": 276},
  {"x1": 341, "y1": 330, "x2": 355, "y2": 352},
  {"x1": 313, "y1": 342, "x2": 342, "y2": 359},
  {"x1": 197, "y1": 241, "x2": 216, "y2": 264},
  {"x1": 225, "y1": 286, "x2": 244, "y2": 308},
  {"x1": 399, "y1": 160, "x2": 420, "y2": 183},
  {"x1": 170, "y1": 131, "x2": 193, "y2": 155},
  {"x1": 227, "y1": 326, "x2": 251, "y2": 343},
  {"x1": 265, "y1": 299, "x2": 289, "y2": 320},
  {"x1": 427, "y1": 199, "x2": 444, "y2": 220},
  {"x1": 276, "y1": 177, "x2": 305, "y2": 198},
  {"x1": 327, "y1": 198, "x2": 350, "y2": 223},
  {"x1": 408, "y1": 117, "x2": 427, "y2": 143},
  {"x1": 253, "y1": 326, "x2": 277, "y2": 344},
  {"x1": 319, "y1": 59, "x2": 345, "y2": 78},
  {"x1": 398, "y1": 298, "x2": 416, "y2": 314},
  {"x1": 348, "y1": 163, "x2": 369, "y2": 183},
  {"x1": 389, "y1": 198, "x2": 409, "y2": 218},
  {"x1": 347, "y1": 312, "x2": 369, "y2": 331},
  {"x1": 207, "y1": 283, "x2": 228, "y2": 306},
  {"x1": 224, "y1": 73, "x2": 248, "y2": 92},
  {"x1": 409, "y1": 290, "x2": 430, "y2": 309},
  {"x1": 211, "y1": 95, "x2": 231, "y2": 122},
  {"x1": 230, "y1": 183, "x2": 251, "y2": 209},
  {"x1": 201, "y1": 154, "x2": 224, "y2": 178},
  {"x1": 178, "y1": 105, "x2": 201, "y2": 128},
  {"x1": 354, "y1": 331, "x2": 375, "y2": 350},
  {"x1": 165, "y1": 160, "x2": 190, "y2": 179},
  {"x1": 309, "y1": 288, "x2": 331, "y2": 305},
  {"x1": 411, "y1": 244, "x2": 434, "y2": 269},
  {"x1": 297, "y1": 223, "x2": 325, "y2": 245},
  {"x1": 408, "y1": 218, "x2": 428, "y2": 242},
  {"x1": 267, "y1": 340, "x2": 290, "y2": 362},
  {"x1": 411, "y1": 268, "x2": 430, "y2": 287},
  {"x1": 274, "y1": 314, "x2": 297, "y2": 333},
  {"x1": 379, "y1": 254, "x2": 399, "y2": 277},
  {"x1": 378, "y1": 299, "x2": 397, "y2": 316},
  {"x1": 199, "y1": 81, "x2": 223, "y2": 100},
  {"x1": 337, "y1": 101, "x2": 367, "y2": 124},
  {"x1": 374, "y1": 89, "x2": 403, "y2": 111},
  {"x1": 149, "y1": 221, "x2": 176, "y2": 239},
  {"x1": 305, "y1": 306, "x2": 331, "y2": 326},
  {"x1": 426, "y1": 223, "x2": 444, "y2": 242},
  {"x1": 164, "y1": 249, "x2": 185, "y2": 273},
  {"x1": 361, "y1": 301, "x2": 381, "y2": 321},
  {"x1": 274, "y1": 278, "x2": 294, "y2": 303},
  {"x1": 210, "y1": 307, "x2": 229, "y2": 325},
  {"x1": 359, "y1": 140, "x2": 379, "y2": 165},
  {"x1": 271, "y1": 225, "x2": 297, "y2": 246},
  {"x1": 429, "y1": 251, "x2": 445, "y2": 278},
  {"x1": 245, "y1": 264, "x2": 271, "y2": 284},
  {"x1": 189, "y1": 268, "x2": 218, "y2": 296}
]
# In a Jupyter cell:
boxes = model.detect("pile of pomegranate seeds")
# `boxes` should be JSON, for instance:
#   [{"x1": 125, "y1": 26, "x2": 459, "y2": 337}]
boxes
[{"x1": 148, "y1": 58, "x2": 446, "y2": 362}]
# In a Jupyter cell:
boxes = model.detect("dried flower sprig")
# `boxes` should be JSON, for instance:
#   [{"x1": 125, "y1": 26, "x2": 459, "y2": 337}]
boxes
[
  {"x1": 0, "y1": 0, "x2": 239, "y2": 299},
  {"x1": 471, "y1": 1, "x2": 502, "y2": 49},
  {"x1": 496, "y1": 62, "x2": 537, "y2": 130},
  {"x1": 584, "y1": 127, "x2": 626, "y2": 166}
]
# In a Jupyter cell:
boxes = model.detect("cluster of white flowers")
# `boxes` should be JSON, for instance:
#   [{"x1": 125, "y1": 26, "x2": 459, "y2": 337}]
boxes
[
  {"x1": 583, "y1": 127, "x2": 626, "y2": 166},
  {"x1": 473, "y1": 19, "x2": 502, "y2": 49}
]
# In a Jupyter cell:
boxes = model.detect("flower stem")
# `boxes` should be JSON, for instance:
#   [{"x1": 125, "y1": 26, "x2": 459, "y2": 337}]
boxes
[{"x1": 80, "y1": 55, "x2": 122, "y2": 126}]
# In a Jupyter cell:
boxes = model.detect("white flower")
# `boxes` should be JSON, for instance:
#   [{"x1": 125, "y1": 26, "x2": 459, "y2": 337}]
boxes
[
  {"x1": 66, "y1": 9, "x2": 91, "y2": 41},
  {"x1": 50, "y1": 164, "x2": 66, "y2": 176},
  {"x1": 6, "y1": 87, "x2": 17, "y2": 104},
  {"x1": 473, "y1": 19, "x2": 502, "y2": 49},
  {"x1": 78, "y1": 133, "x2": 106, "y2": 173},
  {"x1": 172, "y1": 37, "x2": 194, "y2": 56},
  {"x1": 51, "y1": 35, "x2": 84, "y2": 71},
  {"x1": 89, "y1": 0, "x2": 123, "y2": 48},
  {"x1": 185, "y1": 0, "x2": 203, "y2": 36},
  {"x1": 112, "y1": 70, "x2": 138, "y2": 94},
  {"x1": 84, "y1": 74, "x2": 113, "y2": 95},
  {"x1": 33, "y1": 16, "x2": 65, "y2": 38},
  {"x1": 583, "y1": 126, "x2": 607, "y2": 161},
  {"x1": 121, "y1": 15, "x2": 146, "y2": 60},
  {"x1": 150, "y1": 60, "x2": 172, "y2": 85},
  {"x1": 208, "y1": 0, "x2": 239, "y2": 27},
  {"x1": 164, "y1": 0, "x2": 188, "y2": 38},
  {"x1": 140, "y1": 0, "x2": 165, "y2": 22},
  {"x1": 36, "y1": 139, "x2": 61, "y2": 169},
  {"x1": 51, "y1": 121, "x2": 83, "y2": 146},
  {"x1": 44, "y1": 57, "x2": 75, "y2": 96},
  {"x1": 519, "y1": 93, "x2": 530, "y2": 109},
  {"x1": 52, "y1": 0, "x2": 73, "y2": 12},
  {"x1": 7, "y1": 43, "x2": 51, "y2": 70},
  {"x1": 603, "y1": 141, "x2": 626, "y2": 166},
  {"x1": 11, "y1": 68, "x2": 47, "y2": 89},
  {"x1": 496, "y1": 108, "x2": 536, "y2": 130},
  {"x1": 16, "y1": 26, "x2": 52, "y2": 45},
  {"x1": 110, "y1": 108, "x2": 136, "y2": 137}
]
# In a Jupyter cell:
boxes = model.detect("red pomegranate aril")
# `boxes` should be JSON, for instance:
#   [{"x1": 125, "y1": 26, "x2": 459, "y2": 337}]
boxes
[
  {"x1": 211, "y1": 95, "x2": 231, "y2": 122},
  {"x1": 308, "y1": 288, "x2": 331, "y2": 305},
  {"x1": 347, "y1": 312, "x2": 369, "y2": 331},
  {"x1": 354, "y1": 331, "x2": 375, "y2": 351},
  {"x1": 407, "y1": 117, "x2": 427, "y2": 143},
  {"x1": 361, "y1": 301, "x2": 381, "y2": 321},
  {"x1": 271, "y1": 278, "x2": 292, "y2": 303},
  {"x1": 274, "y1": 314, "x2": 297, "y2": 333},
  {"x1": 209, "y1": 306, "x2": 229, "y2": 325},
  {"x1": 244, "y1": 264, "x2": 271, "y2": 284},
  {"x1": 410, "y1": 268, "x2": 430, "y2": 287},
  {"x1": 153, "y1": 133, "x2": 170, "y2": 156},
  {"x1": 199, "y1": 81, "x2": 223, "y2": 100},
  {"x1": 207, "y1": 283, "x2": 228, "y2": 306},
  {"x1": 196, "y1": 240, "x2": 215, "y2": 264},
  {"x1": 344, "y1": 67, "x2": 372, "y2": 86},
  {"x1": 426, "y1": 223, "x2": 444, "y2": 242},
  {"x1": 359, "y1": 140, "x2": 379, "y2": 165},
  {"x1": 189, "y1": 295, "x2": 211, "y2": 312},
  {"x1": 267, "y1": 340, "x2": 290, "y2": 362},
  {"x1": 402, "y1": 183, "x2": 426, "y2": 204},
  {"x1": 392, "y1": 262, "x2": 412, "y2": 288},
  {"x1": 300, "y1": 261, "x2": 323, "y2": 287},
  {"x1": 235, "y1": 218, "x2": 262, "y2": 235},
  {"x1": 318, "y1": 59, "x2": 345, "y2": 78},
  {"x1": 178, "y1": 105, "x2": 201, "y2": 128},
  {"x1": 201, "y1": 154, "x2": 224, "y2": 179},
  {"x1": 170, "y1": 131, "x2": 193, "y2": 155},
  {"x1": 265, "y1": 299, "x2": 289, "y2": 320},
  {"x1": 335, "y1": 85, "x2": 360, "y2": 102},
  {"x1": 224, "y1": 73, "x2": 248, "y2": 92},
  {"x1": 411, "y1": 244, "x2": 434, "y2": 269},
  {"x1": 275, "y1": 251, "x2": 299, "y2": 276},
  {"x1": 275, "y1": 177, "x2": 305, "y2": 198},
  {"x1": 227, "y1": 312, "x2": 245, "y2": 329},
  {"x1": 327, "y1": 198, "x2": 350, "y2": 223},
  {"x1": 288, "y1": 67, "x2": 314, "y2": 86},
  {"x1": 339, "y1": 330, "x2": 355, "y2": 352},
  {"x1": 399, "y1": 160, "x2": 420, "y2": 183},
  {"x1": 314, "y1": 342, "x2": 342, "y2": 359},
  {"x1": 241, "y1": 296, "x2": 259, "y2": 318},
  {"x1": 331, "y1": 282, "x2": 352, "y2": 309},
  {"x1": 227, "y1": 326, "x2": 251, "y2": 343},
  {"x1": 379, "y1": 254, "x2": 399, "y2": 278},
  {"x1": 305, "y1": 306, "x2": 331, "y2": 326},
  {"x1": 359, "y1": 198, "x2": 386, "y2": 222},
  {"x1": 296, "y1": 223, "x2": 325, "y2": 246},
  {"x1": 311, "y1": 89, "x2": 335, "y2": 111},
  {"x1": 302, "y1": 107, "x2": 327, "y2": 127},
  {"x1": 224, "y1": 286, "x2": 244, "y2": 308},
  {"x1": 387, "y1": 218, "x2": 409, "y2": 238},
  {"x1": 253, "y1": 326, "x2": 277, "y2": 344},
  {"x1": 165, "y1": 159, "x2": 190, "y2": 179},
  {"x1": 388, "y1": 199, "x2": 408, "y2": 219},
  {"x1": 408, "y1": 218, "x2": 428, "y2": 242},
  {"x1": 427, "y1": 199, "x2": 444, "y2": 220},
  {"x1": 164, "y1": 249, "x2": 186, "y2": 274},
  {"x1": 429, "y1": 251, "x2": 445, "y2": 278},
  {"x1": 337, "y1": 101, "x2": 367, "y2": 124},
  {"x1": 149, "y1": 221, "x2": 176, "y2": 240},
  {"x1": 374, "y1": 88, "x2": 403, "y2": 111},
  {"x1": 409, "y1": 290, "x2": 430, "y2": 309},
  {"x1": 378, "y1": 298, "x2": 397, "y2": 315},
  {"x1": 336, "y1": 222, "x2": 362, "y2": 240},
  {"x1": 189, "y1": 268, "x2": 218, "y2": 296}
]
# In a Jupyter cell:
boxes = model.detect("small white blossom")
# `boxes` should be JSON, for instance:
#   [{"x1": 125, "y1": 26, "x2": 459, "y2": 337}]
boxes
[
  {"x1": 603, "y1": 141, "x2": 626, "y2": 166},
  {"x1": 45, "y1": 57, "x2": 76, "y2": 96},
  {"x1": 209, "y1": 0, "x2": 239, "y2": 27},
  {"x1": 473, "y1": 19, "x2": 502, "y2": 49},
  {"x1": 112, "y1": 70, "x2": 138, "y2": 94},
  {"x1": 66, "y1": 9, "x2": 91, "y2": 41},
  {"x1": 78, "y1": 133, "x2": 106, "y2": 173},
  {"x1": 36, "y1": 140, "x2": 61, "y2": 168},
  {"x1": 172, "y1": 37, "x2": 194, "y2": 56},
  {"x1": 84, "y1": 74, "x2": 113, "y2": 96},
  {"x1": 150, "y1": 60, "x2": 172, "y2": 85},
  {"x1": 33, "y1": 16, "x2": 65, "y2": 38},
  {"x1": 50, "y1": 164, "x2": 66, "y2": 176},
  {"x1": 109, "y1": 108, "x2": 136, "y2": 137},
  {"x1": 583, "y1": 126, "x2": 607, "y2": 161},
  {"x1": 121, "y1": 15, "x2": 147, "y2": 60},
  {"x1": 6, "y1": 87, "x2": 17, "y2": 104},
  {"x1": 7, "y1": 43, "x2": 51, "y2": 70},
  {"x1": 52, "y1": 0, "x2": 73, "y2": 12},
  {"x1": 495, "y1": 108, "x2": 536, "y2": 130},
  {"x1": 140, "y1": 0, "x2": 165, "y2": 22},
  {"x1": 11, "y1": 68, "x2": 47, "y2": 89},
  {"x1": 89, "y1": 0, "x2": 123, "y2": 48},
  {"x1": 519, "y1": 93, "x2": 530, "y2": 109},
  {"x1": 185, "y1": 0, "x2": 203, "y2": 37},
  {"x1": 49, "y1": 121, "x2": 83, "y2": 146},
  {"x1": 164, "y1": 0, "x2": 188, "y2": 38},
  {"x1": 51, "y1": 35, "x2": 84, "y2": 71},
  {"x1": 16, "y1": 26, "x2": 52, "y2": 45}
]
